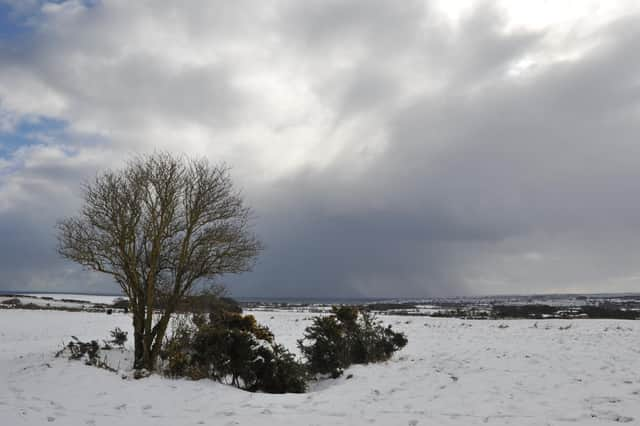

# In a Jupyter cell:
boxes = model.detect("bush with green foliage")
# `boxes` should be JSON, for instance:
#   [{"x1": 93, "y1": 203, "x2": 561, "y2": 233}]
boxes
[
  {"x1": 161, "y1": 311, "x2": 307, "y2": 393},
  {"x1": 248, "y1": 342, "x2": 308, "y2": 393},
  {"x1": 298, "y1": 306, "x2": 408, "y2": 378},
  {"x1": 160, "y1": 301, "x2": 406, "y2": 391}
]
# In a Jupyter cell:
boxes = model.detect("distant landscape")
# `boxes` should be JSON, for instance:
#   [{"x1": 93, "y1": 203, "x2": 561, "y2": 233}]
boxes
[{"x1": 3, "y1": 291, "x2": 639, "y2": 320}]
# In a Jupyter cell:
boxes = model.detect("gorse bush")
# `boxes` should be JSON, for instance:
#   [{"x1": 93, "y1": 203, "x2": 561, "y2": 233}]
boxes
[
  {"x1": 248, "y1": 342, "x2": 308, "y2": 393},
  {"x1": 161, "y1": 310, "x2": 307, "y2": 393},
  {"x1": 298, "y1": 306, "x2": 408, "y2": 378},
  {"x1": 297, "y1": 315, "x2": 348, "y2": 378},
  {"x1": 190, "y1": 312, "x2": 273, "y2": 387},
  {"x1": 161, "y1": 315, "x2": 194, "y2": 379},
  {"x1": 163, "y1": 304, "x2": 408, "y2": 387}
]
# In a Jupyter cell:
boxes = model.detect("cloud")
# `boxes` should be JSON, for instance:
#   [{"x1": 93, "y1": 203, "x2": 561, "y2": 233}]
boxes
[{"x1": 1, "y1": 1, "x2": 640, "y2": 296}]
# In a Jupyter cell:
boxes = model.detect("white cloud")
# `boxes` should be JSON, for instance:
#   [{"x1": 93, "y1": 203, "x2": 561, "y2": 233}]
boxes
[{"x1": 1, "y1": 1, "x2": 640, "y2": 295}]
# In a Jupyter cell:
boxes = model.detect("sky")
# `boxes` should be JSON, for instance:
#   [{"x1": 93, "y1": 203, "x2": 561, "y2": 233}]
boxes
[{"x1": 1, "y1": 0, "x2": 640, "y2": 298}]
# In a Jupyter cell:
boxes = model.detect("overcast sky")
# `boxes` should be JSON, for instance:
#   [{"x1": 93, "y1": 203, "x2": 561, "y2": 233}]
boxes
[{"x1": 1, "y1": 0, "x2": 640, "y2": 298}]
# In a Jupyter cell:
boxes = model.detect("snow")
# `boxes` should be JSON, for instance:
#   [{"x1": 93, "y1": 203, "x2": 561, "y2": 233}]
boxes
[
  {"x1": 1, "y1": 309, "x2": 640, "y2": 425},
  {"x1": 0, "y1": 293, "x2": 120, "y2": 309},
  {"x1": 26, "y1": 293, "x2": 122, "y2": 305}
]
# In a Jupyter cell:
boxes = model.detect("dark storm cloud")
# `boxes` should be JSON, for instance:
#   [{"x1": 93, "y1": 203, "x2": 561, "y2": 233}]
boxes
[
  {"x1": 1, "y1": 1, "x2": 640, "y2": 296},
  {"x1": 232, "y1": 8, "x2": 640, "y2": 297},
  {"x1": 230, "y1": 172, "x2": 509, "y2": 298}
]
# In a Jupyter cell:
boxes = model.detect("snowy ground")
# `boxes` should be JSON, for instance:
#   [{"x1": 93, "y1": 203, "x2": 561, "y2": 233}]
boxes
[
  {"x1": 0, "y1": 293, "x2": 119, "y2": 309},
  {"x1": 25, "y1": 294, "x2": 121, "y2": 305},
  {"x1": 1, "y1": 309, "x2": 639, "y2": 425}
]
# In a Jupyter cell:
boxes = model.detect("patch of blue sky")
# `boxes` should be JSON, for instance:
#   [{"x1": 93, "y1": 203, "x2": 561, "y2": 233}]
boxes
[
  {"x1": 0, "y1": 117, "x2": 67, "y2": 155},
  {"x1": 0, "y1": 2, "x2": 32, "y2": 40},
  {"x1": 0, "y1": 1, "x2": 100, "y2": 41}
]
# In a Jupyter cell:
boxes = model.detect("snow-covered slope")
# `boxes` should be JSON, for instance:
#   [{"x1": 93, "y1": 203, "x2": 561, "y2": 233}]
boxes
[
  {"x1": 1, "y1": 309, "x2": 639, "y2": 425},
  {"x1": 0, "y1": 293, "x2": 119, "y2": 309}
]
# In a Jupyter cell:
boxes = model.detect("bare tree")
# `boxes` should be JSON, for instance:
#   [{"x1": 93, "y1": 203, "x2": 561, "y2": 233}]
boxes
[{"x1": 57, "y1": 152, "x2": 262, "y2": 371}]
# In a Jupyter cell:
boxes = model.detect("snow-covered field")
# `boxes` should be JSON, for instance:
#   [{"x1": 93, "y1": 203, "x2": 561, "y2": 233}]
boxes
[
  {"x1": 1, "y1": 309, "x2": 639, "y2": 425},
  {"x1": 0, "y1": 293, "x2": 120, "y2": 309},
  {"x1": 25, "y1": 293, "x2": 121, "y2": 305}
]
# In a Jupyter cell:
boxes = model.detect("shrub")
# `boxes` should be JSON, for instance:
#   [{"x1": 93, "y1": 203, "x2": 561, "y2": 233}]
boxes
[
  {"x1": 249, "y1": 343, "x2": 308, "y2": 393},
  {"x1": 161, "y1": 311, "x2": 307, "y2": 393},
  {"x1": 63, "y1": 337, "x2": 100, "y2": 363},
  {"x1": 55, "y1": 336, "x2": 117, "y2": 372},
  {"x1": 162, "y1": 315, "x2": 196, "y2": 379},
  {"x1": 169, "y1": 291, "x2": 243, "y2": 315},
  {"x1": 298, "y1": 306, "x2": 408, "y2": 378},
  {"x1": 190, "y1": 319, "x2": 263, "y2": 386},
  {"x1": 297, "y1": 315, "x2": 348, "y2": 378},
  {"x1": 111, "y1": 298, "x2": 129, "y2": 310},
  {"x1": 1, "y1": 298, "x2": 21, "y2": 306},
  {"x1": 109, "y1": 327, "x2": 128, "y2": 347}
]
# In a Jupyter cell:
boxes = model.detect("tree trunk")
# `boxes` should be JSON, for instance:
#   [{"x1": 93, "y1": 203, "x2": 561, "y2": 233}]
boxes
[
  {"x1": 149, "y1": 314, "x2": 171, "y2": 368},
  {"x1": 132, "y1": 304, "x2": 168, "y2": 371},
  {"x1": 133, "y1": 312, "x2": 145, "y2": 370}
]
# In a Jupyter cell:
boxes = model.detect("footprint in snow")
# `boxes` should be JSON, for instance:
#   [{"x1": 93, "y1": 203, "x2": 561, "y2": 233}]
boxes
[
  {"x1": 585, "y1": 396, "x2": 619, "y2": 406},
  {"x1": 591, "y1": 411, "x2": 634, "y2": 423},
  {"x1": 49, "y1": 400, "x2": 65, "y2": 410}
]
